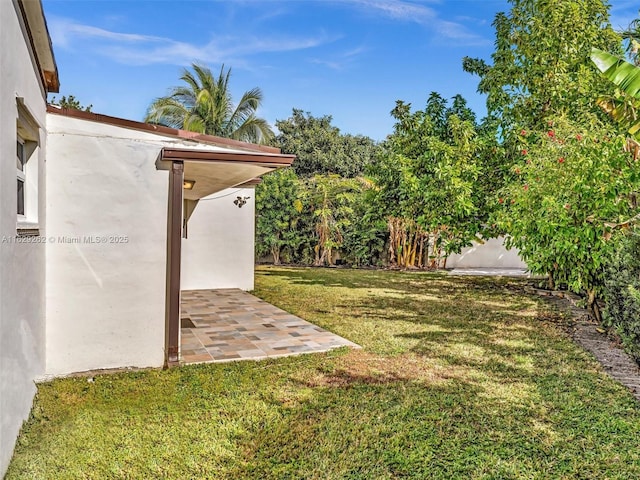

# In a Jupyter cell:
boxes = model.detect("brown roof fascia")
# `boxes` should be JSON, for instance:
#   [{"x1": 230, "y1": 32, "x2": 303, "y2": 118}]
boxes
[
  {"x1": 15, "y1": 0, "x2": 60, "y2": 93},
  {"x1": 44, "y1": 70, "x2": 59, "y2": 93},
  {"x1": 159, "y1": 148, "x2": 295, "y2": 168},
  {"x1": 46, "y1": 105, "x2": 283, "y2": 154}
]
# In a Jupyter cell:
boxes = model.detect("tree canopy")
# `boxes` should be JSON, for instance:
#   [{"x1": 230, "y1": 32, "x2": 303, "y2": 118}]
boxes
[
  {"x1": 368, "y1": 92, "x2": 486, "y2": 267},
  {"x1": 50, "y1": 95, "x2": 92, "y2": 112},
  {"x1": 464, "y1": 0, "x2": 637, "y2": 317},
  {"x1": 275, "y1": 109, "x2": 379, "y2": 178},
  {"x1": 463, "y1": 0, "x2": 620, "y2": 134}
]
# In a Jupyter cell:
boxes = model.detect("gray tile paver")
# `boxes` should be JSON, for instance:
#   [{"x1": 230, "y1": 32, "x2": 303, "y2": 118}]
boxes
[{"x1": 180, "y1": 289, "x2": 359, "y2": 364}]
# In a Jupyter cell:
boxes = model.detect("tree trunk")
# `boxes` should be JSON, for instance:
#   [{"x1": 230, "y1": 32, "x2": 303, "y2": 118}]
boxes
[
  {"x1": 587, "y1": 288, "x2": 603, "y2": 323},
  {"x1": 271, "y1": 246, "x2": 281, "y2": 265},
  {"x1": 401, "y1": 228, "x2": 408, "y2": 267}
]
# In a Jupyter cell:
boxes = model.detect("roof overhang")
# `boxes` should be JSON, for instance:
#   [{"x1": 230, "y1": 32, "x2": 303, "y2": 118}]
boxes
[
  {"x1": 46, "y1": 107, "x2": 295, "y2": 199},
  {"x1": 157, "y1": 147, "x2": 295, "y2": 201},
  {"x1": 16, "y1": 0, "x2": 59, "y2": 93}
]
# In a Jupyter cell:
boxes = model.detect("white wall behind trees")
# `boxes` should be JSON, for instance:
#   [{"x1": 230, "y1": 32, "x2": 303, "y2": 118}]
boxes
[{"x1": 446, "y1": 237, "x2": 527, "y2": 269}]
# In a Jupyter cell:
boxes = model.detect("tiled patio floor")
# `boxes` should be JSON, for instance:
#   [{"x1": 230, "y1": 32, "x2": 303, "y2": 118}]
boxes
[{"x1": 180, "y1": 289, "x2": 359, "y2": 364}]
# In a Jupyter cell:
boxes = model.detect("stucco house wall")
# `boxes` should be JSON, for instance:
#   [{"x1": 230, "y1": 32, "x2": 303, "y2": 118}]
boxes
[
  {"x1": 0, "y1": 1, "x2": 50, "y2": 474},
  {"x1": 181, "y1": 187, "x2": 256, "y2": 291},
  {"x1": 45, "y1": 114, "x2": 169, "y2": 376},
  {"x1": 44, "y1": 114, "x2": 264, "y2": 376},
  {"x1": 446, "y1": 237, "x2": 527, "y2": 269}
]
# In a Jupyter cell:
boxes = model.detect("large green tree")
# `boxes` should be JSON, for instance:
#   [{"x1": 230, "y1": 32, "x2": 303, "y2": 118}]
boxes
[
  {"x1": 464, "y1": 0, "x2": 634, "y2": 317},
  {"x1": 499, "y1": 119, "x2": 638, "y2": 319},
  {"x1": 255, "y1": 170, "x2": 372, "y2": 266},
  {"x1": 145, "y1": 63, "x2": 273, "y2": 143},
  {"x1": 275, "y1": 109, "x2": 379, "y2": 178},
  {"x1": 463, "y1": 0, "x2": 620, "y2": 134},
  {"x1": 369, "y1": 93, "x2": 485, "y2": 268}
]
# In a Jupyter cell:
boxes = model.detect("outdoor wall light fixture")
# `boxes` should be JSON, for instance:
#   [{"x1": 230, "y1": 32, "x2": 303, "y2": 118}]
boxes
[
  {"x1": 183, "y1": 179, "x2": 196, "y2": 190},
  {"x1": 234, "y1": 196, "x2": 250, "y2": 208}
]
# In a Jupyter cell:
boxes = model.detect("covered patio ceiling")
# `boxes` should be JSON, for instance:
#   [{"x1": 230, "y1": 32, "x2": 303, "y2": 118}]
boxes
[
  {"x1": 159, "y1": 145, "x2": 295, "y2": 368},
  {"x1": 158, "y1": 147, "x2": 295, "y2": 201}
]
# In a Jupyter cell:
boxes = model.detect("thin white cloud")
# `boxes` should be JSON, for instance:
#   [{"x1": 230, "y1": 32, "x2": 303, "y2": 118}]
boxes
[
  {"x1": 339, "y1": 0, "x2": 488, "y2": 45},
  {"x1": 49, "y1": 18, "x2": 161, "y2": 47},
  {"x1": 310, "y1": 58, "x2": 344, "y2": 70},
  {"x1": 310, "y1": 44, "x2": 368, "y2": 70},
  {"x1": 435, "y1": 20, "x2": 489, "y2": 45},
  {"x1": 48, "y1": 16, "x2": 336, "y2": 67},
  {"x1": 347, "y1": 0, "x2": 438, "y2": 22},
  {"x1": 343, "y1": 46, "x2": 368, "y2": 57}
]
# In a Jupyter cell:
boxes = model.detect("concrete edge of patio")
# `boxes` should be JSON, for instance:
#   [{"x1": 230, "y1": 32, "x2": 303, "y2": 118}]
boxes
[{"x1": 181, "y1": 344, "x2": 361, "y2": 367}]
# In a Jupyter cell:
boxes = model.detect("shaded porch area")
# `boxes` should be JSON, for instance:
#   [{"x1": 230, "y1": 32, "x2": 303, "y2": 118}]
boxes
[{"x1": 180, "y1": 289, "x2": 359, "y2": 364}]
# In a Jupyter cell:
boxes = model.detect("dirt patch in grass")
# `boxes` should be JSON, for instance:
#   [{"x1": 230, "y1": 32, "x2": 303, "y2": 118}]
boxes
[{"x1": 301, "y1": 350, "x2": 459, "y2": 387}]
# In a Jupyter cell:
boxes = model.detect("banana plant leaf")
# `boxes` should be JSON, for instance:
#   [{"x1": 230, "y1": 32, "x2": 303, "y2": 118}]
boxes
[{"x1": 591, "y1": 47, "x2": 640, "y2": 99}]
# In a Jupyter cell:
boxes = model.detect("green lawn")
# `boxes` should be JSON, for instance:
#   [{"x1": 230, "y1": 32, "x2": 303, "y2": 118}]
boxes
[{"x1": 7, "y1": 267, "x2": 640, "y2": 479}]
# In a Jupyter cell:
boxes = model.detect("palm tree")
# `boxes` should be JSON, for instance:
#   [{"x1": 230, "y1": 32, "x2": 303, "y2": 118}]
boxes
[
  {"x1": 145, "y1": 63, "x2": 274, "y2": 144},
  {"x1": 621, "y1": 17, "x2": 640, "y2": 66}
]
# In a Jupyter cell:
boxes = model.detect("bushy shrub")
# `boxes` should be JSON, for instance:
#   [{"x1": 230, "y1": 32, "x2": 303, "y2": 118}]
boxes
[
  {"x1": 603, "y1": 231, "x2": 640, "y2": 363},
  {"x1": 499, "y1": 119, "x2": 638, "y2": 319},
  {"x1": 341, "y1": 189, "x2": 388, "y2": 267},
  {"x1": 256, "y1": 171, "x2": 384, "y2": 266},
  {"x1": 255, "y1": 169, "x2": 308, "y2": 265}
]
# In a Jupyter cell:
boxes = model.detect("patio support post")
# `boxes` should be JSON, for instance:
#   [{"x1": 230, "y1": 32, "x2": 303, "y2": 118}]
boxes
[{"x1": 164, "y1": 161, "x2": 183, "y2": 368}]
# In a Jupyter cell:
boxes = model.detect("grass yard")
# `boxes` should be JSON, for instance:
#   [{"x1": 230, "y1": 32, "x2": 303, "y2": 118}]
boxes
[{"x1": 7, "y1": 267, "x2": 640, "y2": 479}]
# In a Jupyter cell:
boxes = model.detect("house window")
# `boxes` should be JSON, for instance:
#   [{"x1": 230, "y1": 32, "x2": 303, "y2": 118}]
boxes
[
  {"x1": 16, "y1": 99, "x2": 41, "y2": 235},
  {"x1": 17, "y1": 138, "x2": 26, "y2": 216}
]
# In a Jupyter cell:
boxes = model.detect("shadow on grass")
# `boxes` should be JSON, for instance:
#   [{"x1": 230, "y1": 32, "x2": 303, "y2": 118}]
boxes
[
  {"x1": 248, "y1": 267, "x2": 640, "y2": 477},
  {"x1": 226, "y1": 360, "x2": 640, "y2": 479},
  {"x1": 257, "y1": 265, "x2": 517, "y2": 293}
]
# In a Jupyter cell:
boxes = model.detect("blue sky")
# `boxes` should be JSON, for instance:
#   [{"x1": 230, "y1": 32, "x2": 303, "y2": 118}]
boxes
[{"x1": 43, "y1": 0, "x2": 639, "y2": 141}]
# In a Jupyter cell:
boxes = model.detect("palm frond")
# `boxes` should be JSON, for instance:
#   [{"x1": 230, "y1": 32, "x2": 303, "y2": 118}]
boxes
[
  {"x1": 182, "y1": 114, "x2": 206, "y2": 134},
  {"x1": 144, "y1": 97, "x2": 190, "y2": 129},
  {"x1": 591, "y1": 47, "x2": 640, "y2": 98},
  {"x1": 232, "y1": 115, "x2": 275, "y2": 144},
  {"x1": 180, "y1": 67, "x2": 202, "y2": 93},
  {"x1": 227, "y1": 87, "x2": 263, "y2": 131}
]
